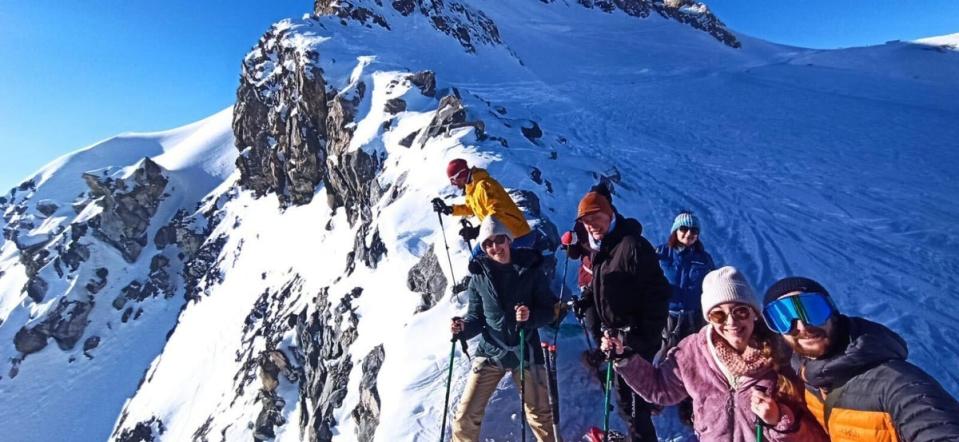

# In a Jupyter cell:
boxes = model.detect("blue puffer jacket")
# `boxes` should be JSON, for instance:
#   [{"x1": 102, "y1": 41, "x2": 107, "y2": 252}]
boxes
[{"x1": 655, "y1": 243, "x2": 715, "y2": 313}]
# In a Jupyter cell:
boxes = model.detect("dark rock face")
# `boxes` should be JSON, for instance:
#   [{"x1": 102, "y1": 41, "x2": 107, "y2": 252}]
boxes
[
  {"x1": 234, "y1": 26, "x2": 328, "y2": 207},
  {"x1": 317, "y1": 0, "x2": 504, "y2": 53},
  {"x1": 408, "y1": 245, "x2": 448, "y2": 312},
  {"x1": 352, "y1": 344, "x2": 385, "y2": 441},
  {"x1": 253, "y1": 350, "x2": 295, "y2": 441},
  {"x1": 36, "y1": 199, "x2": 59, "y2": 217},
  {"x1": 295, "y1": 287, "x2": 361, "y2": 442},
  {"x1": 83, "y1": 158, "x2": 169, "y2": 263},
  {"x1": 25, "y1": 276, "x2": 48, "y2": 303},
  {"x1": 115, "y1": 417, "x2": 165, "y2": 442},
  {"x1": 322, "y1": 79, "x2": 383, "y2": 226},
  {"x1": 14, "y1": 326, "x2": 47, "y2": 354},
  {"x1": 316, "y1": 0, "x2": 737, "y2": 52},
  {"x1": 414, "y1": 93, "x2": 484, "y2": 148},
  {"x1": 14, "y1": 299, "x2": 94, "y2": 355},
  {"x1": 576, "y1": 0, "x2": 739, "y2": 47}
]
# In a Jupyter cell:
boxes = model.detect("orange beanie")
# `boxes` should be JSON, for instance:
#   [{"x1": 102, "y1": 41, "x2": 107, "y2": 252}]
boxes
[{"x1": 577, "y1": 191, "x2": 613, "y2": 220}]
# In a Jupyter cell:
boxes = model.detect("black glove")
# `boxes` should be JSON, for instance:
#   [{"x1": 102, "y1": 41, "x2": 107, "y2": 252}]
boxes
[
  {"x1": 571, "y1": 296, "x2": 593, "y2": 320},
  {"x1": 459, "y1": 225, "x2": 479, "y2": 241},
  {"x1": 431, "y1": 197, "x2": 452, "y2": 215}
]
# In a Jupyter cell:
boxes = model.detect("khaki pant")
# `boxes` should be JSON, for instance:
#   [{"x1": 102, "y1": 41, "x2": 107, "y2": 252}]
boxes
[{"x1": 452, "y1": 359, "x2": 556, "y2": 442}]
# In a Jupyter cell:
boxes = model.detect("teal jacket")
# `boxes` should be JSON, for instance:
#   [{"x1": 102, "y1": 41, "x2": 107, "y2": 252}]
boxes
[{"x1": 461, "y1": 249, "x2": 556, "y2": 368}]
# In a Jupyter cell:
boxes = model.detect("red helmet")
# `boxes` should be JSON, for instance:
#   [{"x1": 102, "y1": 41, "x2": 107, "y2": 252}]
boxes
[{"x1": 446, "y1": 158, "x2": 469, "y2": 179}]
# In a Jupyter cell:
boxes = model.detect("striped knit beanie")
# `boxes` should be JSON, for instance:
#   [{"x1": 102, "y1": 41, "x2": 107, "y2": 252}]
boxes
[{"x1": 671, "y1": 211, "x2": 700, "y2": 234}]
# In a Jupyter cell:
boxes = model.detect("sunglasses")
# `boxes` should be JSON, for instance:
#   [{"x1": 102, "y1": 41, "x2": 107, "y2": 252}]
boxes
[
  {"x1": 707, "y1": 305, "x2": 753, "y2": 324},
  {"x1": 678, "y1": 226, "x2": 700, "y2": 235},
  {"x1": 482, "y1": 235, "x2": 509, "y2": 250},
  {"x1": 762, "y1": 292, "x2": 836, "y2": 335}
]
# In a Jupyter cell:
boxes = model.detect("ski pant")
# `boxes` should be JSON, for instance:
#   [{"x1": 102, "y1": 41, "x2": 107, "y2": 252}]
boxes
[
  {"x1": 452, "y1": 359, "x2": 556, "y2": 442},
  {"x1": 615, "y1": 373, "x2": 658, "y2": 442}
]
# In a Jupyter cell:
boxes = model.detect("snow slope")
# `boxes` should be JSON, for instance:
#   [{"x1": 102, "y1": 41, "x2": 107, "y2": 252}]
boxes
[{"x1": 2, "y1": 2, "x2": 958, "y2": 441}]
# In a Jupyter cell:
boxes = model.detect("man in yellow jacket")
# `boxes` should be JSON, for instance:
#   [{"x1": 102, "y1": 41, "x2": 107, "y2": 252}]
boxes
[{"x1": 433, "y1": 159, "x2": 540, "y2": 253}]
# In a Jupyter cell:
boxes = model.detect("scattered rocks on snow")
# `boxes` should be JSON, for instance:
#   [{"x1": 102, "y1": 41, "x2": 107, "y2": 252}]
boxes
[{"x1": 521, "y1": 120, "x2": 543, "y2": 143}]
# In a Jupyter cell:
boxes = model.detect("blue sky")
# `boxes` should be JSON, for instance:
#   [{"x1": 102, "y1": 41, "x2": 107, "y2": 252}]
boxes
[{"x1": 1, "y1": 1, "x2": 957, "y2": 191}]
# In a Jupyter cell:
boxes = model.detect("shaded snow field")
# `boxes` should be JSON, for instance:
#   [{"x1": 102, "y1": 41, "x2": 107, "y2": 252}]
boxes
[{"x1": 1, "y1": 2, "x2": 958, "y2": 441}]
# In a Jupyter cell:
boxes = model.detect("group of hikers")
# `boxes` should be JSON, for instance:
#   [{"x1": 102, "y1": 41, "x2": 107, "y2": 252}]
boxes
[{"x1": 431, "y1": 158, "x2": 959, "y2": 442}]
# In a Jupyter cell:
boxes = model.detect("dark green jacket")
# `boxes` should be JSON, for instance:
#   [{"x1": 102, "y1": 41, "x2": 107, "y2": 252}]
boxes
[
  {"x1": 796, "y1": 315, "x2": 959, "y2": 441},
  {"x1": 461, "y1": 249, "x2": 556, "y2": 368}
]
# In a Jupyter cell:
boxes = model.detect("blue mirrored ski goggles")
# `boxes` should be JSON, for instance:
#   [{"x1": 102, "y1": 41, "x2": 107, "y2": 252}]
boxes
[{"x1": 762, "y1": 292, "x2": 836, "y2": 334}]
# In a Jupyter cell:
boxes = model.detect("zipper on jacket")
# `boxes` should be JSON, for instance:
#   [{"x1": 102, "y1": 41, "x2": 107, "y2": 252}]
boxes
[{"x1": 728, "y1": 382, "x2": 737, "y2": 441}]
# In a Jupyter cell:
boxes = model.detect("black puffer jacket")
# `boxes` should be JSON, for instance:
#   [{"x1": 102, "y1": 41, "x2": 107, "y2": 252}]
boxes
[
  {"x1": 796, "y1": 315, "x2": 959, "y2": 442},
  {"x1": 588, "y1": 214, "x2": 671, "y2": 358},
  {"x1": 460, "y1": 249, "x2": 556, "y2": 368}
]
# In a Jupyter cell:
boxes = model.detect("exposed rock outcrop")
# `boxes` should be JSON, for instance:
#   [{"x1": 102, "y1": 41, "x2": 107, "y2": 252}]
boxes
[
  {"x1": 408, "y1": 245, "x2": 448, "y2": 312},
  {"x1": 295, "y1": 287, "x2": 362, "y2": 442},
  {"x1": 316, "y1": 0, "x2": 505, "y2": 53},
  {"x1": 352, "y1": 344, "x2": 385, "y2": 441},
  {"x1": 253, "y1": 350, "x2": 296, "y2": 441},
  {"x1": 83, "y1": 158, "x2": 169, "y2": 263},
  {"x1": 14, "y1": 299, "x2": 94, "y2": 355},
  {"x1": 115, "y1": 416, "x2": 165, "y2": 442}
]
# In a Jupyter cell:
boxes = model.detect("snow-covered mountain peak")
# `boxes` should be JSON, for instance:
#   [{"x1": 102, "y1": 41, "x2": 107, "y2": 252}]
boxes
[
  {"x1": 916, "y1": 32, "x2": 959, "y2": 50},
  {"x1": 2, "y1": 3, "x2": 959, "y2": 442}
]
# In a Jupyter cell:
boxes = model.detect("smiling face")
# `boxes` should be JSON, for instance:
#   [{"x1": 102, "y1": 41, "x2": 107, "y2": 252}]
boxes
[
  {"x1": 777, "y1": 292, "x2": 835, "y2": 358},
  {"x1": 676, "y1": 226, "x2": 700, "y2": 247},
  {"x1": 708, "y1": 303, "x2": 757, "y2": 351},
  {"x1": 581, "y1": 211, "x2": 612, "y2": 241},
  {"x1": 482, "y1": 234, "x2": 512, "y2": 264}
]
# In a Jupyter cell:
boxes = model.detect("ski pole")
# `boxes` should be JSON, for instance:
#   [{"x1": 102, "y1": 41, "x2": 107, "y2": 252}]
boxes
[
  {"x1": 603, "y1": 356, "x2": 613, "y2": 442},
  {"x1": 440, "y1": 333, "x2": 458, "y2": 442},
  {"x1": 546, "y1": 343, "x2": 561, "y2": 440},
  {"x1": 754, "y1": 385, "x2": 767, "y2": 442},
  {"x1": 570, "y1": 295, "x2": 594, "y2": 352},
  {"x1": 518, "y1": 325, "x2": 528, "y2": 442},
  {"x1": 541, "y1": 343, "x2": 560, "y2": 439},
  {"x1": 601, "y1": 328, "x2": 617, "y2": 442},
  {"x1": 552, "y1": 252, "x2": 571, "y2": 346},
  {"x1": 435, "y1": 211, "x2": 459, "y2": 302}
]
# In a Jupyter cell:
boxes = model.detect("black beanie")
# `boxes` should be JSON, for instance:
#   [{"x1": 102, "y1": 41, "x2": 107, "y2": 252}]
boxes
[{"x1": 763, "y1": 276, "x2": 833, "y2": 306}]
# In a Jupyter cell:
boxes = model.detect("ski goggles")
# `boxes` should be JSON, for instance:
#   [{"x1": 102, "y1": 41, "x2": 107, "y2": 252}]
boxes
[
  {"x1": 449, "y1": 168, "x2": 469, "y2": 185},
  {"x1": 762, "y1": 292, "x2": 837, "y2": 334}
]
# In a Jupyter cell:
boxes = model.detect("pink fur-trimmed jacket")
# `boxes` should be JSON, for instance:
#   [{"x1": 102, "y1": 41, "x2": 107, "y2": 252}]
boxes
[{"x1": 614, "y1": 326, "x2": 827, "y2": 442}]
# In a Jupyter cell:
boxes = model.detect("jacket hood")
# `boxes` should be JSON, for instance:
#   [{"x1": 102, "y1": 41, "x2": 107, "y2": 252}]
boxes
[{"x1": 801, "y1": 316, "x2": 908, "y2": 389}]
